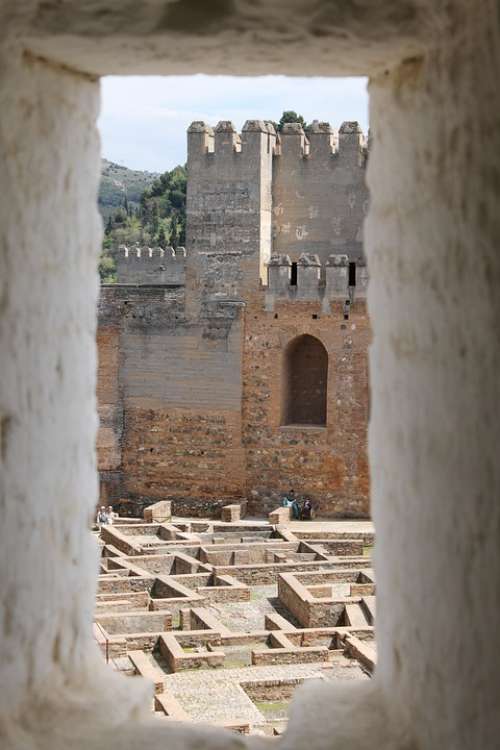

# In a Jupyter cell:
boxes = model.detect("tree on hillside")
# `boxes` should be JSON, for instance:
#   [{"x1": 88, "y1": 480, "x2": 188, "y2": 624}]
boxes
[
  {"x1": 157, "y1": 225, "x2": 167, "y2": 248},
  {"x1": 151, "y1": 202, "x2": 160, "y2": 236},
  {"x1": 98, "y1": 252, "x2": 116, "y2": 284},
  {"x1": 101, "y1": 163, "x2": 187, "y2": 266},
  {"x1": 170, "y1": 219, "x2": 178, "y2": 248}
]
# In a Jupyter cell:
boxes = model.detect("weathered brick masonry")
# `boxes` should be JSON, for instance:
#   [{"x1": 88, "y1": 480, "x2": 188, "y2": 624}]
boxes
[
  {"x1": 242, "y1": 294, "x2": 370, "y2": 517},
  {"x1": 97, "y1": 119, "x2": 370, "y2": 517},
  {"x1": 97, "y1": 285, "x2": 246, "y2": 516}
]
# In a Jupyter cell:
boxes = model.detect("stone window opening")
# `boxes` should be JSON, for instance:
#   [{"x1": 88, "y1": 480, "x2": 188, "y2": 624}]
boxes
[
  {"x1": 1, "y1": 6, "x2": 498, "y2": 750},
  {"x1": 290, "y1": 261, "x2": 298, "y2": 286},
  {"x1": 282, "y1": 335, "x2": 328, "y2": 426},
  {"x1": 349, "y1": 261, "x2": 357, "y2": 287}
]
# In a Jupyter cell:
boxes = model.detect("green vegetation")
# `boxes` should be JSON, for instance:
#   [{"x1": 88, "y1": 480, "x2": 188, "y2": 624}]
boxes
[
  {"x1": 275, "y1": 111, "x2": 307, "y2": 131},
  {"x1": 99, "y1": 161, "x2": 187, "y2": 283},
  {"x1": 223, "y1": 657, "x2": 249, "y2": 669},
  {"x1": 102, "y1": 163, "x2": 186, "y2": 250},
  {"x1": 254, "y1": 700, "x2": 289, "y2": 719},
  {"x1": 99, "y1": 158, "x2": 159, "y2": 222},
  {"x1": 98, "y1": 251, "x2": 117, "y2": 284}
]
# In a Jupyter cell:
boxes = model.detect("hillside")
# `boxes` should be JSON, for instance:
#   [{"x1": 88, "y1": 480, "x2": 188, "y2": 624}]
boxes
[
  {"x1": 99, "y1": 162, "x2": 187, "y2": 283},
  {"x1": 98, "y1": 159, "x2": 160, "y2": 221}
]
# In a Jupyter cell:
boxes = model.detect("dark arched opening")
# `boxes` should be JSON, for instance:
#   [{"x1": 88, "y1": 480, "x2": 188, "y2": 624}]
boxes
[{"x1": 282, "y1": 334, "x2": 328, "y2": 426}]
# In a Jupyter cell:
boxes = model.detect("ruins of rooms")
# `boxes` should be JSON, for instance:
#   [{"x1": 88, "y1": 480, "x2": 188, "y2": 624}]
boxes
[{"x1": 95, "y1": 501, "x2": 375, "y2": 735}]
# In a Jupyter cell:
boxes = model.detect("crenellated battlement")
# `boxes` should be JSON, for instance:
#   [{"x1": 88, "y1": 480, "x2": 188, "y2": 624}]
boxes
[
  {"x1": 185, "y1": 115, "x2": 369, "y2": 302},
  {"x1": 274, "y1": 120, "x2": 367, "y2": 164},
  {"x1": 271, "y1": 119, "x2": 369, "y2": 263},
  {"x1": 116, "y1": 244, "x2": 186, "y2": 285},
  {"x1": 186, "y1": 119, "x2": 276, "y2": 300},
  {"x1": 187, "y1": 119, "x2": 276, "y2": 160},
  {"x1": 187, "y1": 119, "x2": 367, "y2": 163},
  {"x1": 265, "y1": 252, "x2": 368, "y2": 311}
]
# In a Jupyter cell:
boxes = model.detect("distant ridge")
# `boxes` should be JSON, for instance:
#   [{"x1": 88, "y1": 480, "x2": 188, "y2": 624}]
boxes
[{"x1": 98, "y1": 158, "x2": 160, "y2": 221}]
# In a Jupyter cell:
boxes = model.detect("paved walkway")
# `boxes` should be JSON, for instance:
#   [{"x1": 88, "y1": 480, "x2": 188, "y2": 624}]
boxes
[{"x1": 162, "y1": 658, "x2": 367, "y2": 723}]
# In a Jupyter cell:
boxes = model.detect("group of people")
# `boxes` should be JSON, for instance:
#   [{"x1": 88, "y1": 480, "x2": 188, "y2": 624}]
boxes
[
  {"x1": 281, "y1": 489, "x2": 314, "y2": 520},
  {"x1": 96, "y1": 505, "x2": 115, "y2": 527}
]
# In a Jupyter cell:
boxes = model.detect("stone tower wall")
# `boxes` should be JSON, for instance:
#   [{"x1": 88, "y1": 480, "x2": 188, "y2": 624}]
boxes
[
  {"x1": 272, "y1": 121, "x2": 368, "y2": 263},
  {"x1": 186, "y1": 120, "x2": 275, "y2": 316},
  {"x1": 116, "y1": 245, "x2": 185, "y2": 285}
]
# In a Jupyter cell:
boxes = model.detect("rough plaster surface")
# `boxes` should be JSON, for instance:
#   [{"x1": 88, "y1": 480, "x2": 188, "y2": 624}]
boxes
[
  {"x1": 0, "y1": 49, "x2": 150, "y2": 742},
  {"x1": 1, "y1": 1, "x2": 500, "y2": 750},
  {"x1": 2, "y1": 1, "x2": 435, "y2": 77},
  {"x1": 367, "y1": 19, "x2": 500, "y2": 748}
]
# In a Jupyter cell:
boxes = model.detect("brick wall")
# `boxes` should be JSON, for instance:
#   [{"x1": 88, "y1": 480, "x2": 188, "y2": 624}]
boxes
[
  {"x1": 242, "y1": 293, "x2": 370, "y2": 517},
  {"x1": 96, "y1": 258, "x2": 370, "y2": 521},
  {"x1": 96, "y1": 288, "x2": 125, "y2": 505},
  {"x1": 97, "y1": 285, "x2": 247, "y2": 514}
]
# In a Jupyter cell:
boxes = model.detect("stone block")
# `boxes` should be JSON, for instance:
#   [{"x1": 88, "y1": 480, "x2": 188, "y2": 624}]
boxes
[
  {"x1": 143, "y1": 500, "x2": 172, "y2": 523},
  {"x1": 269, "y1": 506, "x2": 292, "y2": 525},
  {"x1": 221, "y1": 504, "x2": 241, "y2": 522}
]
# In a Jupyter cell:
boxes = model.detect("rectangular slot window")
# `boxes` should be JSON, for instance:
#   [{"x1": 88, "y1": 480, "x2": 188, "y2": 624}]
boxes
[{"x1": 349, "y1": 262, "x2": 356, "y2": 287}]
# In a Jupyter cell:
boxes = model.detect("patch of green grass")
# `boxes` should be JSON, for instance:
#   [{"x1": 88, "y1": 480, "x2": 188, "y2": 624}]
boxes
[
  {"x1": 254, "y1": 700, "x2": 289, "y2": 719},
  {"x1": 223, "y1": 658, "x2": 249, "y2": 669}
]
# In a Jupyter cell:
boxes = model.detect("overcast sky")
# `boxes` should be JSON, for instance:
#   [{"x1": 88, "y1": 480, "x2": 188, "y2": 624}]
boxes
[{"x1": 99, "y1": 75, "x2": 368, "y2": 173}]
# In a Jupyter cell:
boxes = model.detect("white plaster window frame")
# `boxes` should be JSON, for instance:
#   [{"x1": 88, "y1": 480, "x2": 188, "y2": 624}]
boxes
[{"x1": 1, "y1": 4, "x2": 499, "y2": 749}]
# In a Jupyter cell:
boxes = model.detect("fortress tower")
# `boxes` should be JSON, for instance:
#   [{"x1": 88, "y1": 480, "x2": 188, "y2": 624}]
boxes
[
  {"x1": 272, "y1": 121, "x2": 368, "y2": 263},
  {"x1": 185, "y1": 118, "x2": 369, "y2": 305},
  {"x1": 97, "y1": 119, "x2": 371, "y2": 519},
  {"x1": 186, "y1": 120, "x2": 275, "y2": 316}
]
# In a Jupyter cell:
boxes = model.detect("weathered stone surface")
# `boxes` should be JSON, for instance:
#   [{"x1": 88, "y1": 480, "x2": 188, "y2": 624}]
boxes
[
  {"x1": 144, "y1": 501, "x2": 172, "y2": 523},
  {"x1": 273, "y1": 122, "x2": 368, "y2": 262},
  {"x1": 221, "y1": 505, "x2": 241, "y2": 523}
]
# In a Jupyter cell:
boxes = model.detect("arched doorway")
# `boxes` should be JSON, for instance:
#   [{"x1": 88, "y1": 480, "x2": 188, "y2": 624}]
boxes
[{"x1": 282, "y1": 334, "x2": 328, "y2": 426}]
